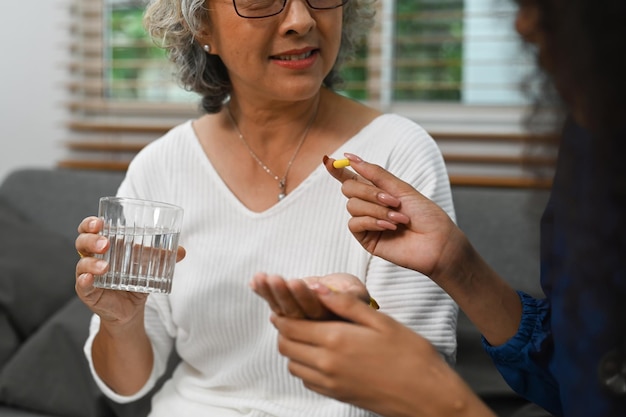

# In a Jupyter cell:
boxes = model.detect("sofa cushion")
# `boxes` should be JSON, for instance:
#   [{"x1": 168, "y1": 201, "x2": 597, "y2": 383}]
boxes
[
  {"x1": 0, "y1": 405, "x2": 56, "y2": 417},
  {"x1": 0, "y1": 201, "x2": 34, "y2": 367},
  {"x1": 0, "y1": 197, "x2": 78, "y2": 341},
  {"x1": 0, "y1": 314, "x2": 19, "y2": 369},
  {"x1": 0, "y1": 168, "x2": 125, "y2": 242},
  {"x1": 0, "y1": 297, "x2": 114, "y2": 417}
]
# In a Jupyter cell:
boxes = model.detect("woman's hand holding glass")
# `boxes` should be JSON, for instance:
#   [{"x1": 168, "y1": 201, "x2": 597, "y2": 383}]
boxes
[{"x1": 74, "y1": 216, "x2": 186, "y2": 327}]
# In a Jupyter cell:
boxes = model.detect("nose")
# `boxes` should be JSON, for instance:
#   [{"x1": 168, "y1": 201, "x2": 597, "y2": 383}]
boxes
[{"x1": 280, "y1": 0, "x2": 316, "y2": 35}]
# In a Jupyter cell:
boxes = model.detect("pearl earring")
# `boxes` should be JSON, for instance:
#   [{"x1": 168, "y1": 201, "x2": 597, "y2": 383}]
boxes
[{"x1": 203, "y1": 44, "x2": 211, "y2": 53}]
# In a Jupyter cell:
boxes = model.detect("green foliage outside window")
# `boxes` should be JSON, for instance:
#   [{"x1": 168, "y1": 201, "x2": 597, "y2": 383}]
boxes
[
  {"x1": 338, "y1": 44, "x2": 369, "y2": 101},
  {"x1": 339, "y1": 0, "x2": 464, "y2": 102},
  {"x1": 394, "y1": 0, "x2": 463, "y2": 101},
  {"x1": 108, "y1": 6, "x2": 167, "y2": 99}
]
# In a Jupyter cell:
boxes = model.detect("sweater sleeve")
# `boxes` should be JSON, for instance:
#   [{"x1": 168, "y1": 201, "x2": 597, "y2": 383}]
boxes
[
  {"x1": 83, "y1": 142, "x2": 179, "y2": 403},
  {"x1": 364, "y1": 116, "x2": 458, "y2": 364},
  {"x1": 83, "y1": 295, "x2": 176, "y2": 403},
  {"x1": 482, "y1": 291, "x2": 563, "y2": 416}
]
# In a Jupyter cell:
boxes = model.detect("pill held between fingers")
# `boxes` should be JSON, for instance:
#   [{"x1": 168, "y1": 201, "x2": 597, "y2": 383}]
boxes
[{"x1": 332, "y1": 159, "x2": 351, "y2": 169}]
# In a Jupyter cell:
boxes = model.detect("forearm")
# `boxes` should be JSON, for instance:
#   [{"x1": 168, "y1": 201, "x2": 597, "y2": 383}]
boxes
[
  {"x1": 92, "y1": 316, "x2": 154, "y2": 395},
  {"x1": 392, "y1": 374, "x2": 498, "y2": 417},
  {"x1": 432, "y1": 232, "x2": 522, "y2": 346}
]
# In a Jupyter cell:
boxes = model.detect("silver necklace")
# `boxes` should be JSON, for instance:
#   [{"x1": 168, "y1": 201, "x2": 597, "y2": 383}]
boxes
[{"x1": 226, "y1": 105, "x2": 317, "y2": 201}]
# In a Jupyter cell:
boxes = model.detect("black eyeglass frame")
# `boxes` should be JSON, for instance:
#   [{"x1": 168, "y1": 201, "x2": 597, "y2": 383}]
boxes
[{"x1": 232, "y1": 0, "x2": 349, "y2": 19}]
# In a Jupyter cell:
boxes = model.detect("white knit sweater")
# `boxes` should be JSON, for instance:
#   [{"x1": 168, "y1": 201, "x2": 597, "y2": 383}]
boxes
[{"x1": 84, "y1": 114, "x2": 458, "y2": 417}]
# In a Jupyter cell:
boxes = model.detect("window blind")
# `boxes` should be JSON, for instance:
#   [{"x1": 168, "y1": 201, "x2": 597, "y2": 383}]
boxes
[{"x1": 61, "y1": 0, "x2": 556, "y2": 187}]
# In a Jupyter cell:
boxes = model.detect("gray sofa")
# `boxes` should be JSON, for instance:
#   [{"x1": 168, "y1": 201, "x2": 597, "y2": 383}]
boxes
[
  {"x1": 0, "y1": 167, "x2": 550, "y2": 417},
  {"x1": 0, "y1": 168, "x2": 156, "y2": 417}
]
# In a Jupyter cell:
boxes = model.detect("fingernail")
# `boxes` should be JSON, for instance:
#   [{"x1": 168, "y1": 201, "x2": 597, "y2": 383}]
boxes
[
  {"x1": 376, "y1": 219, "x2": 398, "y2": 231},
  {"x1": 344, "y1": 153, "x2": 363, "y2": 163},
  {"x1": 388, "y1": 211, "x2": 410, "y2": 224},
  {"x1": 89, "y1": 219, "x2": 98, "y2": 230},
  {"x1": 312, "y1": 284, "x2": 332, "y2": 296},
  {"x1": 95, "y1": 260, "x2": 108, "y2": 271},
  {"x1": 322, "y1": 155, "x2": 329, "y2": 164},
  {"x1": 95, "y1": 237, "x2": 107, "y2": 251},
  {"x1": 377, "y1": 192, "x2": 401, "y2": 207}
]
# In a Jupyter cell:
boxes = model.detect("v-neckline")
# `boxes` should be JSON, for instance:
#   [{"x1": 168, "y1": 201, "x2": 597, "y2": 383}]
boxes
[{"x1": 186, "y1": 115, "x2": 383, "y2": 215}]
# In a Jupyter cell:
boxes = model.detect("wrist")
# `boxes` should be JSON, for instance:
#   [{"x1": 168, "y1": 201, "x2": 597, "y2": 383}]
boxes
[
  {"x1": 92, "y1": 316, "x2": 153, "y2": 395},
  {"x1": 429, "y1": 229, "x2": 522, "y2": 345},
  {"x1": 430, "y1": 228, "x2": 476, "y2": 286},
  {"x1": 392, "y1": 357, "x2": 497, "y2": 417},
  {"x1": 98, "y1": 311, "x2": 146, "y2": 340}
]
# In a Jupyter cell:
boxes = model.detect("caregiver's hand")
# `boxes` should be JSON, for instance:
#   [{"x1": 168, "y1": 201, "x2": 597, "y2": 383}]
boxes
[
  {"x1": 323, "y1": 153, "x2": 465, "y2": 280},
  {"x1": 324, "y1": 154, "x2": 523, "y2": 347},
  {"x1": 270, "y1": 286, "x2": 496, "y2": 417}
]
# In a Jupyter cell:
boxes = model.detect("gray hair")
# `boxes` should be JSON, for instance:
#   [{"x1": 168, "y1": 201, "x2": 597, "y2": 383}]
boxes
[{"x1": 144, "y1": 0, "x2": 376, "y2": 113}]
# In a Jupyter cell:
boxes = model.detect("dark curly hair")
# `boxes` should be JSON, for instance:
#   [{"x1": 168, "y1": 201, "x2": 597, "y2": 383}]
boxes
[{"x1": 516, "y1": 0, "x2": 626, "y2": 134}]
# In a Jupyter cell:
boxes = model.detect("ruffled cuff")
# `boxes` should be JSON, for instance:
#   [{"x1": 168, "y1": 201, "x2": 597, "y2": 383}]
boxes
[{"x1": 482, "y1": 291, "x2": 550, "y2": 364}]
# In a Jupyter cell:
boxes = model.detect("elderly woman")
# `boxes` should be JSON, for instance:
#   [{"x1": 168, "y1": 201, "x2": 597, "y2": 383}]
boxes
[{"x1": 74, "y1": 0, "x2": 458, "y2": 416}]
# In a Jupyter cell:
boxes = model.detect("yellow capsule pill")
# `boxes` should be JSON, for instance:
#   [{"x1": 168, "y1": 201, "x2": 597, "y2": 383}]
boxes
[{"x1": 333, "y1": 158, "x2": 351, "y2": 169}]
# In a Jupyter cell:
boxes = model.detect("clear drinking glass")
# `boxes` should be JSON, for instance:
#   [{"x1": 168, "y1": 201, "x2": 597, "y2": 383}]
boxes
[{"x1": 93, "y1": 197, "x2": 184, "y2": 294}]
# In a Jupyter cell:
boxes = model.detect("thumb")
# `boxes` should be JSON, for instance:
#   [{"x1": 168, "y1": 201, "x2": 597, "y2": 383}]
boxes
[
  {"x1": 312, "y1": 284, "x2": 383, "y2": 328},
  {"x1": 176, "y1": 245, "x2": 186, "y2": 262}
]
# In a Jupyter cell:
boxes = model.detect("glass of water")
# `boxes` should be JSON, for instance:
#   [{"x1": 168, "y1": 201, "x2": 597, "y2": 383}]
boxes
[{"x1": 94, "y1": 197, "x2": 184, "y2": 294}]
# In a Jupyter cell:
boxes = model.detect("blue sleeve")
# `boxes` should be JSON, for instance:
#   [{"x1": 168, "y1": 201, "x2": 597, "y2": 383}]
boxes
[{"x1": 481, "y1": 291, "x2": 563, "y2": 417}]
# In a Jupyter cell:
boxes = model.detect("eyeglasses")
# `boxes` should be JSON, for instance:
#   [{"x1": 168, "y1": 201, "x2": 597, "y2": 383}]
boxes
[{"x1": 233, "y1": 0, "x2": 349, "y2": 19}]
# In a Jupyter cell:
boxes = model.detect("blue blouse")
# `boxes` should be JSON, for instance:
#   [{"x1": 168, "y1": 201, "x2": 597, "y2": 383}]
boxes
[{"x1": 482, "y1": 121, "x2": 626, "y2": 417}]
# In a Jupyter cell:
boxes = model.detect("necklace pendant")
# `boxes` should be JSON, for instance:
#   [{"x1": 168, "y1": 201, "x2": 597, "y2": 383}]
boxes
[
  {"x1": 226, "y1": 104, "x2": 317, "y2": 204},
  {"x1": 278, "y1": 179, "x2": 286, "y2": 201}
]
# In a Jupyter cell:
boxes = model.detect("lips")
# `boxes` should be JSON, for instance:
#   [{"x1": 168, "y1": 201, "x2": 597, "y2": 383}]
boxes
[{"x1": 271, "y1": 49, "x2": 318, "y2": 61}]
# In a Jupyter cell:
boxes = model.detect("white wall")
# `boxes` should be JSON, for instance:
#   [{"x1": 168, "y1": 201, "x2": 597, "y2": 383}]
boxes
[{"x1": 0, "y1": 2, "x2": 69, "y2": 182}]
